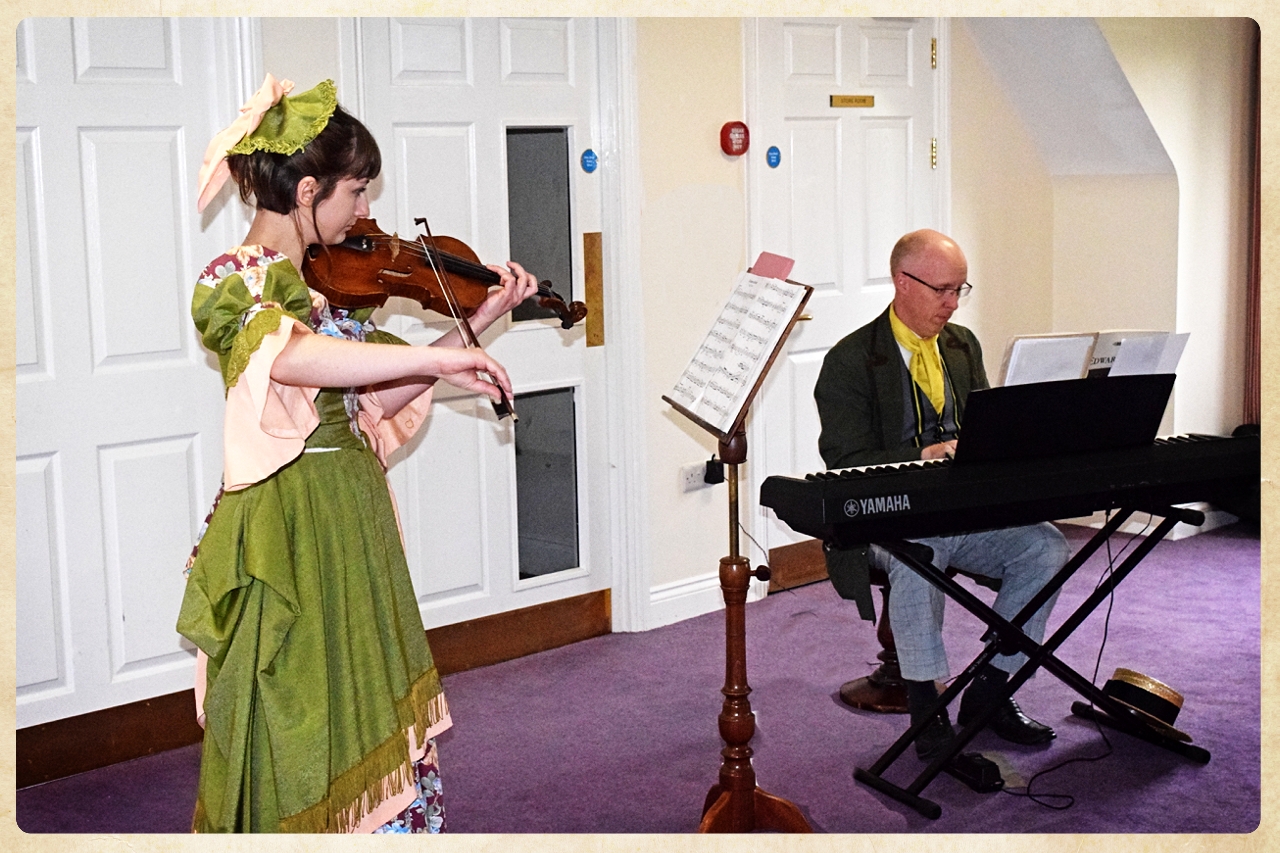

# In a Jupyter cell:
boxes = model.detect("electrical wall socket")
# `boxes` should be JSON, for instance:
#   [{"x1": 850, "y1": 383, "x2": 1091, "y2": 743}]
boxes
[{"x1": 680, "y1": 463, "x2": 708, "y2": 492}]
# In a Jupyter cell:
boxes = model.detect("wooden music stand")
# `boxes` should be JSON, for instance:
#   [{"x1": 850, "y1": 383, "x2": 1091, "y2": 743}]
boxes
[{"x1": 662, "y1": 268, "x2": 813, "y2": 833}]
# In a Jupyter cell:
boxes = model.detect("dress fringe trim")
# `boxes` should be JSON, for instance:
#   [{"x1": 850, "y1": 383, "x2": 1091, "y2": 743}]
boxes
[
  {"x1": 277, "y1": 671, "x2": 447, "y2": 834},
  {"x1": 191, "y1": 668, "x2": 447, "y2": 834}
]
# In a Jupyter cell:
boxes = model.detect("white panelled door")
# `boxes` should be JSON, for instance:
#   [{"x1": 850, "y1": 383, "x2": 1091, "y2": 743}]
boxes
[
  {"x1": 349, "y1": 18, "x2": 609, "y2": 628},
  {"x1": 746, "y1": 18, "x2": 944, "y2": 551},
  {"x1": 15, "y1": 18, "x2": 251, "y2": 726}
]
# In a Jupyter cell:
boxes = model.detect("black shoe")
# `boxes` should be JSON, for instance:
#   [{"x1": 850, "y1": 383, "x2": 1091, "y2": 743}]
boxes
[
  {"x1": 959, "y1": 694, "x2": 1056, "y2": 745},
  {"x1": 913, "y1": 710, "x2": 1004, "y2": 793},
  {"x1": 915, "y1": 710, "x2": 957, "y2": 762}
]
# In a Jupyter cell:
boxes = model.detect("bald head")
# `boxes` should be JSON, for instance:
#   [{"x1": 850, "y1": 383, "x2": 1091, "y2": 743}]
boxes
[
  {"x1": 890, "y1": 229, "x2": 966, "y2": 278},
  {"x1": 889, "y1": 229, "x2": 969, "y2": 338}
]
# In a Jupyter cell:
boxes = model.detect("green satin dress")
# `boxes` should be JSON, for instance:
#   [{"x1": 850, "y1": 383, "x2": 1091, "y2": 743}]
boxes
[{"x1": 178, "y1": 247, "x2": 447, "y2": 832}]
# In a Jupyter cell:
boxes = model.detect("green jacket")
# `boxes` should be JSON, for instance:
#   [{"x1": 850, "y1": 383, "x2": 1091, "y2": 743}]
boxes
[{"x1": 812, "y1": 306, "x2": 988, "y2": 619}]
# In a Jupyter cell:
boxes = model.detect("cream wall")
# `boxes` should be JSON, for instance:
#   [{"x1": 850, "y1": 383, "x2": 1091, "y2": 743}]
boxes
[
  {"x1": 1098, "y1": 18, "x2": 1255, "y2": 434},
  {"x1": 950, "y1": 18, "x2": 1252, "y2": 436},
  {"x1": 1049, "y1": 172, "x2": 1182, "y2": 435},
  {"x1": 948, "y1": 20, "x2": 1055, "y2": 366},
  {"x1": 951, "y1": 18, "x2": 1178, "y2": 379},
  {"x1": 634, "y1": 18, "x2": 747, "y2": 590},
  {"x1": 1050, "y1": 174, "x2": 1179, "y2": 335}
]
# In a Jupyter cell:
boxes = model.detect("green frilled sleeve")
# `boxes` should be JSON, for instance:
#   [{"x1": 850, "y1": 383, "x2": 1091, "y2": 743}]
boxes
[{"x1": 191, "y1": 259, "x2": 315, "y2": 389}]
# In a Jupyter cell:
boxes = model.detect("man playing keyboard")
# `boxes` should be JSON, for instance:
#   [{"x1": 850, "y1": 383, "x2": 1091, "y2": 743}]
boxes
[{"x1": 814, "y1": 229, "x2": 1069, "y2": 773}]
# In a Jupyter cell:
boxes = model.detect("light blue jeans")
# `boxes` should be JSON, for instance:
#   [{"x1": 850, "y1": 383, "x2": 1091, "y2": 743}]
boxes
[{"x1": 870, "y1": 523, "x2": 1070, "y2": 682}]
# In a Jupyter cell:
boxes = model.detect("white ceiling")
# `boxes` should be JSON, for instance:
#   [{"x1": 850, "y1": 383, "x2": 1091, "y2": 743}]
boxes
[{"x1": 963, "y1": 18, "x2": 1174, "y2": 176}]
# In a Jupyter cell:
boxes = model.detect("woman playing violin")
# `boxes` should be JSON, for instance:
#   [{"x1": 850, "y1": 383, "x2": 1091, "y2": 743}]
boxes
[{"x1": 177, "y1": 76, "x2": 537, "y2": 834}]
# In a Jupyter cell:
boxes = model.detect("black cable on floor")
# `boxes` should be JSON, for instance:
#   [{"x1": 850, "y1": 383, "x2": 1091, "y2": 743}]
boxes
[{"x1": 998, "y1": 512, "x2": 1154, "y2": 810}]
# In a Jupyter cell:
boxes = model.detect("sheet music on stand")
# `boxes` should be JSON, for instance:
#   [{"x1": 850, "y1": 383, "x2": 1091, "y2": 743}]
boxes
[{"x1": 663, "y1": 264, "x2": 812, "y2": 440}]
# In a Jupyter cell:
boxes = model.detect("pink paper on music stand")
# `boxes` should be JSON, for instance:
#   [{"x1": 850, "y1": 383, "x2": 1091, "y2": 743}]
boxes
[{"x1": 750, "y1": 252, "x2": 794, "y2": 281}]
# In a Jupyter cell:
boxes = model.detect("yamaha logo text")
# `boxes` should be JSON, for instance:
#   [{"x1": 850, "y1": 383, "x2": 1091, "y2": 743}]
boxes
[{"x1": 843, "y1": 494, "x2": 911, "y2": 518}]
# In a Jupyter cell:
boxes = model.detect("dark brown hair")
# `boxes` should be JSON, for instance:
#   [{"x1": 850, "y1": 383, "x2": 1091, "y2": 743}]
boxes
[{"x1": 226, "y1": 105, "x2": 380, "y2": 215}]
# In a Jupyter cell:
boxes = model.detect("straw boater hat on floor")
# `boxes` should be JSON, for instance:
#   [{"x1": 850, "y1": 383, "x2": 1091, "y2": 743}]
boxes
[{"x1": 1101, "y1": 667, "x2": 1191, "y2": 742}]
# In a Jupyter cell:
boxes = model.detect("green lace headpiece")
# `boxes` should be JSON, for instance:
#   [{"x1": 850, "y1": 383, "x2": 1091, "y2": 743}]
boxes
[
  {"x1": 229, "y1": 78, "x2": 337, "y2": 156},
  {"x1": 196, "y1": 75, "x2": 338, "y2": 212}
]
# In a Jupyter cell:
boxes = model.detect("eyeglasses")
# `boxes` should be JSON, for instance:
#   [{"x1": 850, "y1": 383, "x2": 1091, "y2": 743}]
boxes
[{"x1": 900, "y1": 270, "x2": 973, "y2": 299}]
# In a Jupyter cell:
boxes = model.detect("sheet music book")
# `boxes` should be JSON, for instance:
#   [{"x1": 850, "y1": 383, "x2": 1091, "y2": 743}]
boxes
[
  {"x1": 999, "y1": 332, "x2": 1097, "y2": 386},
  {"x1": 1091, "y1": 330, "x2": 1189, "y2": 377},
  {"x1": 1001, "y1": 329, "x2": 1189, "y2": 386},
  {"x1": 664, "y1": 268, "x2": 811, "y2": 439}
]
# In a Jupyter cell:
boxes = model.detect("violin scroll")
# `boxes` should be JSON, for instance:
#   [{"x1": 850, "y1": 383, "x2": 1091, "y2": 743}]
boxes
[{"x1": 534, "y1": 281, "x2": 589, "y2": 330}]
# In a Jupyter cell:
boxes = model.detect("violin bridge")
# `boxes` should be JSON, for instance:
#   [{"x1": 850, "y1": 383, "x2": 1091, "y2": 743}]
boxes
[{"x1": 389, "y1": 233, "x2": 400, "y2": 261}]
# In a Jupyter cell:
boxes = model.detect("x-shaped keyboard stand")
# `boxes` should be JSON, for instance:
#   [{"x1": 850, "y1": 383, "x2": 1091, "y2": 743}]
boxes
[{"x1": 852, "y1": 505, "x2": 1211, "y2": 819}]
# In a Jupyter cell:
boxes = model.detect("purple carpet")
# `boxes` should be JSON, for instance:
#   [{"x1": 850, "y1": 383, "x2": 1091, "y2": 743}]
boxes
[{"x1": 16, "y1": 522, "x2": 1260, "y2": 833}]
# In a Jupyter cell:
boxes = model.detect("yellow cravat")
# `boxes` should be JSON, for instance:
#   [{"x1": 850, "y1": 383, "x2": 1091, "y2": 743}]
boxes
[{"x1": 889, "y1": 306, "x2": 945, "y2": 414}]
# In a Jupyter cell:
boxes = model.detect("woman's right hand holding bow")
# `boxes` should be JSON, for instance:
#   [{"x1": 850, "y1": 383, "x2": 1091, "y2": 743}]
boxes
[
  {"x1": 422, "y1": 344, "x2": 513, "y2": 403},
  {"x1": 270, "y1": 333, "x2": 512, "y2": 412}
]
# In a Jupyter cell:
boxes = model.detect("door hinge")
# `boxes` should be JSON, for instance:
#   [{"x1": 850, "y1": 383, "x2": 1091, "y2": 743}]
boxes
[
  {"x1": 931, "y1": 37, "x2": 937, "y2": 70},
  {"x1": 931, "y1": 138, "x2": 938, "y2": 170}
]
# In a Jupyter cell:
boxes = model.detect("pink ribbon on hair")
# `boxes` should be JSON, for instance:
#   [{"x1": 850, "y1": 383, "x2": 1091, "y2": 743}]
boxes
[{"x1": 196, "y1": 74, "x2": 295, "y2": 213}]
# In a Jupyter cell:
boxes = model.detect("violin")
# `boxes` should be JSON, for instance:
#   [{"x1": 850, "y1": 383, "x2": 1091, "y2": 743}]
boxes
[
  {"x1": 301, "y1": 218, "x2": 588, "y2": 330},
  {"x1": 302, "y1": 217, "x2": 587, "y2": 423}
]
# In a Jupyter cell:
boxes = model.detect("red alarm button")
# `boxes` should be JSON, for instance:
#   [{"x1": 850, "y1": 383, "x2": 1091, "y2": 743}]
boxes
[{"x1": 720, "y1": 121, "x2": 749, "y2": 156}]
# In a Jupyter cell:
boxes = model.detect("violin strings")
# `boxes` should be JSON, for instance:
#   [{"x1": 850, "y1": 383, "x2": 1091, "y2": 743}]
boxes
[
  {"x1": 360, "y1": 234, "x2": 556, "y2": 300},
  {"x1": 412, "y1": 227, "x2": 476, "y2": 348},
  {"x1": 365, "y1": 236, "x2": 493, "y2": 280},
  {"x1": 414, "y1": 219, "x2": 516, "y2": 420}
]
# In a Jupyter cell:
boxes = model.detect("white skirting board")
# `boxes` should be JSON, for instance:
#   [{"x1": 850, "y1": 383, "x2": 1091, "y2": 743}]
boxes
[{"x1": 646, "y1": 571, "x2": 769, "y2": 631}]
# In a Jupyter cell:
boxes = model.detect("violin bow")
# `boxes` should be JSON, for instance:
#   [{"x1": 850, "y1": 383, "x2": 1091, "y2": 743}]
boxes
[{"x1": 413, "y1": 216, "x2": 517, "y2": 423}]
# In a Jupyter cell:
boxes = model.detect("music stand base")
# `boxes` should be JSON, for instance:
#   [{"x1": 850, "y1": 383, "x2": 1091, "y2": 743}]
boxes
[{"x1": 699, "y1": 784, "x2": 813, "y2": 833}]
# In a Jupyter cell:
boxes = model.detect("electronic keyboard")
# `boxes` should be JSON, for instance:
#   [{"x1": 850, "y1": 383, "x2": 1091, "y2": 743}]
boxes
[{"x1": 760, "y1": 433, "x2": 1258, "y2": 546}]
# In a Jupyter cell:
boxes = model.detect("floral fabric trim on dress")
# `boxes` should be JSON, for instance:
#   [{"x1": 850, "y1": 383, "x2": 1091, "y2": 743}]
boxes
[{"x1": 372, "y1": 738, "x2": 447, "y2": 834}]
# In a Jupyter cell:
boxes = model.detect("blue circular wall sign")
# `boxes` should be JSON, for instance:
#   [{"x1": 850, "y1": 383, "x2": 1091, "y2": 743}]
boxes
[
  {"x1": 766, "y1": 146, "x2": 781, "y2": 168},
  {"x1": 581, "y1": 149, "x2": 598, "y2": 173}
]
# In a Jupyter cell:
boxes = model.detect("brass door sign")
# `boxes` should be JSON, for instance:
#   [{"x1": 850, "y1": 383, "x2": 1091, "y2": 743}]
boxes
[{"x1": 830, "y1": 95, "x2": 874, "y2": 108}]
